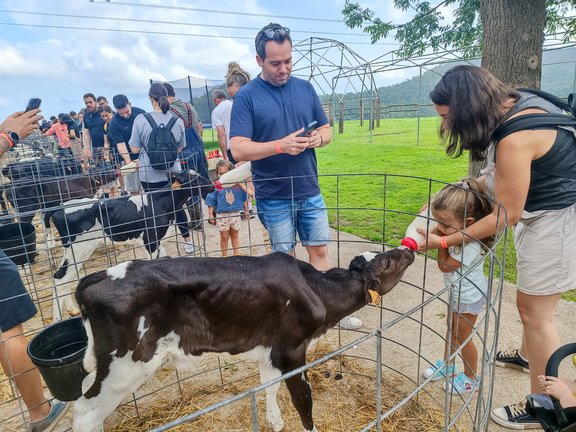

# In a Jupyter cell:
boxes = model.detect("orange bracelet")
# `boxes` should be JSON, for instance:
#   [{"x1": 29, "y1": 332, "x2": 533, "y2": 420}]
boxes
[
  {"x1": 275, "y1": 140, "x2": 283, "y2": 154},
  {"x1": 0, "y1": 132, "x2": 14, "y2": 148},
  {"x1": 440, "y1": 236, "x2": 448, "y2": 249}
]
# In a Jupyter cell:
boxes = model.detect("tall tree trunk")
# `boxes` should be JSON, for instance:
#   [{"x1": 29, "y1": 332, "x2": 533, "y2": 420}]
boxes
[
  {"x1": 468, "y1": 0, "x2": 547, "y2": 177},
  {"x1": 480, "y1": 0, "x2": 546, "y2": 87}
]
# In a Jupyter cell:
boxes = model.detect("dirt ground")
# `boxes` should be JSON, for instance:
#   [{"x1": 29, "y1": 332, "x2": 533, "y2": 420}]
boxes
[{"x1": 5, "y1": 212, "x2": 575, "y2": 431}]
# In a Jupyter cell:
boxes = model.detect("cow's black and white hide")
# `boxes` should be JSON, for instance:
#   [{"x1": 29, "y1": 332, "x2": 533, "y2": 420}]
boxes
[
  {"x1": 1, "y1": 156, "x2": 82, "y2": 181},
  {"x1": 73, "y1": 248, "x2": 415, "y2": 432},
  {"x1": 49, "y1": 169, "x2": 214, "y2": 320}
]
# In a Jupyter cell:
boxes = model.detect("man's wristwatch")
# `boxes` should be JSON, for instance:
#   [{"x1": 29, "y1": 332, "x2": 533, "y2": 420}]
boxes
[{"x1": 6, "y1": 131, "x2": 20, "y2": 144}]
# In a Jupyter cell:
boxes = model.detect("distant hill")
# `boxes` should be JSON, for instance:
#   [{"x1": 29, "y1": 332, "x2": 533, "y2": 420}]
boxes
[{"x1": 323, "y1": 46, "x2": 576, "y2": 120}]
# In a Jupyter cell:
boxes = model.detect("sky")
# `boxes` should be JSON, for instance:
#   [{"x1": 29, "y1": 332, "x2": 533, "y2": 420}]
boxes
[{"x1": 0, "y1": 0, "x2": 429, "y2": 121}]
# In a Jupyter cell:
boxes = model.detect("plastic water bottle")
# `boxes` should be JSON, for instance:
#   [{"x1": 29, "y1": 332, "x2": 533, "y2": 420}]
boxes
[
  {"x1": 400, "y1": 209, "x2": 438, "y2": 251},
  {"x1": 214, "y1": 162, "x2": 252, "y2": 190}
]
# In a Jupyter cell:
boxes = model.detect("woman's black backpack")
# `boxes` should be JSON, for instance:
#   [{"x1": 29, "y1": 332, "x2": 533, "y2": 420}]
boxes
[{"x1": 143, "y1": 113, "x2": 178, "y2": 170}]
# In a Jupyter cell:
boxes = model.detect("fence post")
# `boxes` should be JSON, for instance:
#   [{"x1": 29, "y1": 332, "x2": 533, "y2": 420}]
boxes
[
  {"x1": 375, "y1": 97, "x2": 380, "y2": 128},
  {"x1": 338, "y1": 102, "x2": 344, "y2": 134},
  {"x1": 359, "y1": 99, "x2": 364, "y2": 127}
]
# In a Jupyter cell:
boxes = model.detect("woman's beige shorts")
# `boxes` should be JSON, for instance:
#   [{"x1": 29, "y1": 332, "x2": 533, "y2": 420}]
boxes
[{"x1": 514, "y1": 203, "x2": 576, "y2": 295}]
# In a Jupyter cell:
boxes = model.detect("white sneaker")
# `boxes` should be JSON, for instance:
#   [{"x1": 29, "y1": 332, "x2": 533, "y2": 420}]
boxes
[
  {"x1": 183, "y1": 242, "x2": 195, "y2": 254},
  {"x1": 339, "y1": 316, "x2": 362, "y2": 330}
]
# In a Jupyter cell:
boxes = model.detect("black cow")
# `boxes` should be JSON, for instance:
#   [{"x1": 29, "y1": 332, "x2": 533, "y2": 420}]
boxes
[
  {"x1": 2, "y1": 156, "x2": 82, "y2": 181},
  {"x1": 49, "y1": 169, "x2": 214, "y2": 320},
  {"x1": 72, "y1": 249, "x2": 415, "y2": 432}
]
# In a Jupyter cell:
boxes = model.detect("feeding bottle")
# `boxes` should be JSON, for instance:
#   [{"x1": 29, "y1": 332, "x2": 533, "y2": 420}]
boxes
[
  {"x1": 400, "y1": 209, "x2": 438, "y2": 251},
  {"x1": 214, "y1": 162, "x2": 252, "y2": 190}
]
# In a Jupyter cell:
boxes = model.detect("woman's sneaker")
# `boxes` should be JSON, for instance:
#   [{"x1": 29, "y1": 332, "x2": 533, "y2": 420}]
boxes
[
  {"x1": 422, "y1": 360, "x2": 458, "y2": 382},
  {"x1": 443, "y1": 372, "x2": 478, "y2": 394},
  {"x1": 28, "y1": 400, "x2": 70, "y2": 432},
  {"x1": 495, "y1": 348, "x2": 530, "y2": 373},
  {"x1": 491, "y1": 399, "x2": 541, "y2": 429}
]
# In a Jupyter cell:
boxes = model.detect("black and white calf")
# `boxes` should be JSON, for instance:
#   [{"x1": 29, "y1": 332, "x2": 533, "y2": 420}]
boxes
[
  {"x1": 73, "y1": 248, "x2": 415, "y2": 432},
  {"x1": 2, "y1": 156, "x2": 82, "y2": 181},
  {"x1": 49, "y1": 169, "x2": 213, "y2": 321}
]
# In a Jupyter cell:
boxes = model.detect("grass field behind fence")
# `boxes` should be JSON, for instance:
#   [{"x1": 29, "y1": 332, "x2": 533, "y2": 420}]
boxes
[{"x1": 204, "y1": 117, "x2": 576, "y2": 300}]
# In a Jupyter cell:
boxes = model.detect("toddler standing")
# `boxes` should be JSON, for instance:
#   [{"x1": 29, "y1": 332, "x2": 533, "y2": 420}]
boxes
[
  {"x1": 422, "y1": 178, "x2": 494, "y2": 394},
  {"x1": 206, "y1": 160, "x2": 248, "y2": 256}
]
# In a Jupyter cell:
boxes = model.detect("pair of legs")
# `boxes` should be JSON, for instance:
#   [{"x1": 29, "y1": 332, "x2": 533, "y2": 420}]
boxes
[
  {"x1": 141, "y1": 180, "x2": 192, "y2": 244},
  {"x1": 445, "y1": 310, "x2": 478, "y2": 380},
  {"x1": 215, "y1": 212, "x2": 242, "y2": 256},
  {"x1": 256, "y1": 195, "x2": 330, "y2": 271},
  {"x1": 0, "y1": 325, "x2": 51, "y2": 422},
  {"x1": 0, "y1": 250, "x2": 50, "y2": 422},
  {"x1": 516, "y1": 292, "x2": 562, "y2": 393},
  {"x1": 538, "y1": 375, "x2": 576, "y2": 408}
]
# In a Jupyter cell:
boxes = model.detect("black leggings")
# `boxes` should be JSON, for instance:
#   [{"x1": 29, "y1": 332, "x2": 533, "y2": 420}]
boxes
[{"x1": 140, "y1": 180, "x2": 190, "y2": 238}]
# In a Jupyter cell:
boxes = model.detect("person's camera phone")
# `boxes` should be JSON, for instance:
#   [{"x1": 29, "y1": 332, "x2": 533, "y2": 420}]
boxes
[
  {"x1": 298, "y1": 120, "x2": 318, "y2": 137},
  {"x1": 25, "y1": 98, "x2": 42, "y2": 112}
]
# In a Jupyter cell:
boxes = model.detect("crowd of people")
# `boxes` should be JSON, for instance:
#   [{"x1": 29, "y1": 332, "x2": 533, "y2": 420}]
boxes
[{"x1": 0, "y1": 22, "x2": 574, "y2": 431}]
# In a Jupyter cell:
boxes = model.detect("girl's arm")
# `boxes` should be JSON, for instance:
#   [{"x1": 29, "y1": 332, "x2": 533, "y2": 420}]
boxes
[
  {"x1": 437, "y1": 247, "x2": 461, "y2": 273},
  {"x1": 420, "y1": 126, "x2": 554, "y2": 251}
]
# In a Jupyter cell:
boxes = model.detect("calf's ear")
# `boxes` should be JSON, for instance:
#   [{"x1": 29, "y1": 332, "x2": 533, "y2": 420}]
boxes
[{"x1": 350, "y1": 255, "x2": 367, "y2": 272}]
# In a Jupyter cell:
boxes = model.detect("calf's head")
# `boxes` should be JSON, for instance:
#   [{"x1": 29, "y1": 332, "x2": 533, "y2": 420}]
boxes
[
  {"x1": 350, "y1": 247, "x2": 415, "y2": 296},
  {"x1": 171, "y1": 169, "x2": 214, "y2": 199}
]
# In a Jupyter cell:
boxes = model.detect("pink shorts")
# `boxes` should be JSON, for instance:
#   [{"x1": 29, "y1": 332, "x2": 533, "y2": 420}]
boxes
[{"x1": 216, "y1": 211, "x2": 242, "y2": 232}]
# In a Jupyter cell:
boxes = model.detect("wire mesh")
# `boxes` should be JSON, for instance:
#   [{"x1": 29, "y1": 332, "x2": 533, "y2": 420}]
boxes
[{"x1": 0, "y1": 167, "x2": 507, "y2": 431}]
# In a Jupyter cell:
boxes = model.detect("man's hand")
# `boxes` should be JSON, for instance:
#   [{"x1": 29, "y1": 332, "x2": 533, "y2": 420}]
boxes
[
  {"x1": 1, "y1": 109, "x2": 43, "y2": 140},
  {"x1": 276, "y1": 128, "x2": 310, "y2": 155}
]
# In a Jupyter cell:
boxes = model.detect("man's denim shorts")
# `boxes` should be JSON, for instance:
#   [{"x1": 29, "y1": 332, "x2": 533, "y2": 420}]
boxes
[{"x1": 256, "y1": 194, "x2": 330, "y2": 253}]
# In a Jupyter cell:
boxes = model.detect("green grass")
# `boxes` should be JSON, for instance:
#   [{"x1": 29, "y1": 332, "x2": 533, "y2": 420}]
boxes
[{"x1": 204, "y1": 118, "x2": 574, "y2": 301}]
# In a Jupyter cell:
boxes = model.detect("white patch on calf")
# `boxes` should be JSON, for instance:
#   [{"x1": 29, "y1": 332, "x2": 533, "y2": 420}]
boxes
[
  {"x1": 286, "y1": 299, "x2": 291, "y2": 307},
  {"x1": 83, "y1": 319, "x2": 96, "y2": 373},
  {"x1": 106, "y1": 261, "x2": 132, "y2": 280},
  {"x1": 136, "y1": 316, "x2": 149, "y2": 341},
  {"x1": 361, "y1": 251, "x2": 378, "y2": 262},
  {"x1": 63, "y1": 197, "x2": 98, "y2": 214},
  {"x1": 129, "y1": 194, "x2": 149, "y2": 213},
  {"x1": 255, "y1": 348, "x2": 284, "y2": 432}
]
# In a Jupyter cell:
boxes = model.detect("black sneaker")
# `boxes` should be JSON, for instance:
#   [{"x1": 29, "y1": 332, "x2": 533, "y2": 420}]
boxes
[
  {"x1": 496, "y1": 348, "x2": 530, "y2": 373},
  {"x1": 491, "y1": 399, "x2": 541, "y2": 429}
]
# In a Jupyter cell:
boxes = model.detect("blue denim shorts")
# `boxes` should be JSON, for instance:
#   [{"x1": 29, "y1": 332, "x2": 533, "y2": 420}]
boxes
[
  {"x1": 257, "y1": 194, "x2": 330, "y2": 253},
  {"x1": 0, "y1": 249, "x2": 37, "y2": 332}
]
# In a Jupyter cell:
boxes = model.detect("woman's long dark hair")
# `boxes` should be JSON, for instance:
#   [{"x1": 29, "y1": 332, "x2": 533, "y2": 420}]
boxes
[
  {"x1": 429, "y1": 65, "x2": 519, "y2": 161},
  {"x1": 148, "y1": 82, "x2": 170, "y2": 114}
]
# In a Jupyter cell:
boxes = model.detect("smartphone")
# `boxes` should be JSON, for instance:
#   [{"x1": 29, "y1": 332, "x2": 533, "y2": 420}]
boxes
[
  {"x1": 25, "y1": 98, "x2": 42, "y2": 112},
  {"x1": 298, "y1": 120, "x2": 318, "y2": 137}
]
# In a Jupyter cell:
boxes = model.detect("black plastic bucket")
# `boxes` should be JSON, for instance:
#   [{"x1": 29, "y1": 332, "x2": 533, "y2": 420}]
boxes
[
  {"x1": 0, "y1": 222, "x2": 37, "y2": 266},
  {"x1": 27, "y1": 317, "x2": 88, "y2": 401}
]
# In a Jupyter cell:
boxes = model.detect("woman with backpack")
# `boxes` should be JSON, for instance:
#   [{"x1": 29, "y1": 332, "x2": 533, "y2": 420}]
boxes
[
  {"x1": 129, "y1": 82, "x2": 195, "y2": 254},
  {"x1": 420, "y1": 65, "x2": 576, "y2": 429}
]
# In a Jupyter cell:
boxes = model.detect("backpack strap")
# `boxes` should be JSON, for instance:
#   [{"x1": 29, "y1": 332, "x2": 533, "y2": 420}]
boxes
[
  {"x1": 518, "y1": 88, "x2": 575, "y2": 115},
  {"x1": 185, "y1": 103, "x2": 194, "y2": 128},
  {"x1": 492, "y1": 113, "x2": 576, "y2": 142},
  {"x1": 143, "y1": 112, "x2": 158, "y2": 129},
  {"x1": 169, "y1": 106, "x2": 193, "y2": 129},
  {"x1": 165, "y1": 115, "x2": 178, "y2": 131}
]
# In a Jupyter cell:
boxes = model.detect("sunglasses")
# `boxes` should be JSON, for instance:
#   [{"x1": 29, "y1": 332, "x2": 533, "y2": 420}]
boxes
[
  {"x1": 257, "y1": 26, "x2": 290, "y2": 46},
  {"x1": 263, "y1": 27, "x2": 290, "y2": 39}
]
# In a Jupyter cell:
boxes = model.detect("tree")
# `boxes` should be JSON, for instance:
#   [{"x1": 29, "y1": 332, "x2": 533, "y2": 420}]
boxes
[
  {"x1": 342, "y1": 0, "x2": 576, "y2": 174},
  {"x1": 342, "y1": 0, "x2": 576, "y2": 87}
]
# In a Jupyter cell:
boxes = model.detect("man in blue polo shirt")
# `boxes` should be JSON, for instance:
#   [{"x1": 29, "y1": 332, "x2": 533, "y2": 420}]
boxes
[
  {"x1": 230, "y1": 23, "x2": 362, "y2": 330},
  {"x1": 82, "y1": 93, "x2": 106, "y2": 163},
  {"x1": 108, "y1": 94, "x2": 146, "y2": 195}
]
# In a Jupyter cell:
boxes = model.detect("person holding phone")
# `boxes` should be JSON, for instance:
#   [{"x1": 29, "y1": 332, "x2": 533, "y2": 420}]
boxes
[
  {"x1": 230, "y1": 23, "x2": 362, "y2": 330},
  {"x1": 0, "y1": 109, "x2": 70, "y2": 431}
]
